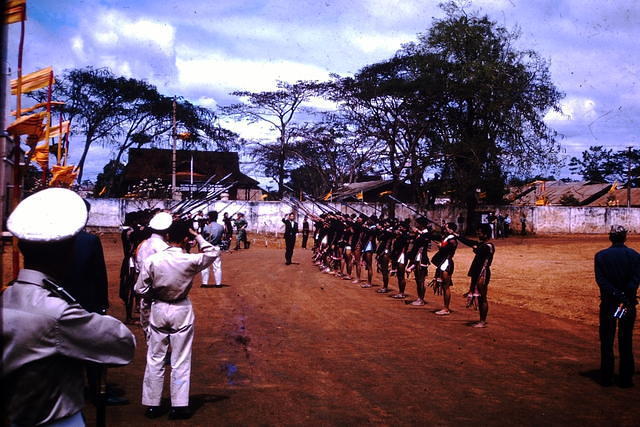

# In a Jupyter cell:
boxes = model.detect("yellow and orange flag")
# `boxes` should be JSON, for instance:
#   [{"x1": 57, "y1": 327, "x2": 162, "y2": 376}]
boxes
[
  {"x1": 322, "y1": 191, "x2": 332, "y2": 201},
  {"x1": 4, "y1": 0, "x2": 26, "y2": 24},
  {"x1": 6, "y1": 111, "x2": 47, "y2": 137},
  {"x1": 356, "y1": 191, "x2": 364, "y2": 201},
  {"x1": 32, "y1": 143, "x2": 49, "y2": 170},
  {"x1": 49, "y1": 165, "x2": 78, "y2": 187},
  {"x1": 11, "y1": 66, "x2": 54, "y2": 95}
]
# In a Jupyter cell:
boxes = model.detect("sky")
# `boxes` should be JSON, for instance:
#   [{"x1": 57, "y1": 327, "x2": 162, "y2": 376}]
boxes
[{"x1": 6, "y1": 0, "x2": 640, "y2": 185}]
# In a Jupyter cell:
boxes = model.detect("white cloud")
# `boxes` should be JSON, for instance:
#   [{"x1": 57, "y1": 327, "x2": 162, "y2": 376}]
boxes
[
  {"x1": 176, "y1": 47, "x2": 331, "y2": 93},
  {"x1": 93, "y1": 30, "x2": 119, "y2": 46},
  {"x1": 348, "y1": 31, "x2": 413, "y2": 54},
  {"x1": 363, "y1": 0, "x2": 421, "y2": 21},
  {"x1": 220, "y1": 117, "x2": 277, "y2": 142},
  {"x1": 545, "y1": 97, "x2": 597, "y2": 122},
  {"x1": 302, "y1": 96, "x2": 337, "y2": 111},
  {"x1": 196, "y1": 96, "x2": 218, "y2": 108},
  {"x1": 91, "y1": 9, "x2": 176, "y2": 56},
  {"x1": 70, "y1": 36, "x2": 85, "y2": 58}
]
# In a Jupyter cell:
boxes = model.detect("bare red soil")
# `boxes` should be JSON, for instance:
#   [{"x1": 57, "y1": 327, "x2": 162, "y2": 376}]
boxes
[{"x1": 4, "y1": 233, "x2": 640, "y2": 425}]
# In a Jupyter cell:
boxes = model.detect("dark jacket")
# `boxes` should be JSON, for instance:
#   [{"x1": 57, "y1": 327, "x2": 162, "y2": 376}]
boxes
[
  {"x1": 595, "y1": 243, "x2": 640, "y2": 305},
  {"x1": 63, "y1": 231, "x2": 109, "y2": 314},
  {"x1": 282, "y1": 218, "x2": 299, "y2": 238}
]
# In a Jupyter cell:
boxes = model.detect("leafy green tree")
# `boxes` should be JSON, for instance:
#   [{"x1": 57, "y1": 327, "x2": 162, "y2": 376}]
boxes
[
  {"x1": 568, "y1": 146, "x2": 616, "y2": 182},
  {"x1": 410, "y1": 3, "x2": 563, "y2": 214},
  {"x1": 611, "y1": 148, "x2": 640, "y2": 187},
  {"x1": 37, "y1": 67, "x2": 238, "y2": 185},
  {"x1": 94, "y1": 160, "x2": 126, "y2": 197},
  {"x1": 49, "y1": 67, "x2": 131, "y2": 183},
  {"x1": 329, "y1": 53, "x2": 443, "y2": 204}
]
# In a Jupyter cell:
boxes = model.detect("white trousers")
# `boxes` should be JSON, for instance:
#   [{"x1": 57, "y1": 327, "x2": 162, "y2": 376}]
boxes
[
  {"x1": 200, "y1": 255, "x2": 222, "y2": 286},
  {"x1": 142, "y1": 299, "x2": 194, "y2": 407}
]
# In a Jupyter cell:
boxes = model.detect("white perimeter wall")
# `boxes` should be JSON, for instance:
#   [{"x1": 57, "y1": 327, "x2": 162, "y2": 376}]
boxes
[{"x1": 85, "y1": 198, "x2": 640, "y2": 234}]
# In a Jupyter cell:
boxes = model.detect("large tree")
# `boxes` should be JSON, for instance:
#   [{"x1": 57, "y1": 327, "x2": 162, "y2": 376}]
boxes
[
  {"x1": 50, "y1": 67, "x2": 131, "y2": 182},
  {"x1": 410, "y1": 3, "x2": 563, "y2": 216},
  {"x1": 568, "y1": 145, "x2": 617, "y2": 182},
  {"x1": 287, "y1": 113, "x2": 381, "y2": 196},
  {"x1": 222, "y1": 80, "x2": 326, "y2": 198},
  {"x1": 330, "y1": 53, "x2": 443, "y2": 204}
]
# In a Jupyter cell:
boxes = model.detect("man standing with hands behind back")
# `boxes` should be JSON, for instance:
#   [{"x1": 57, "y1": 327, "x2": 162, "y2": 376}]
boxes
[
  {"x1": 282, "y1": 213, "x2": 299, "y2": 265},
  {"x1": 595, "y1": 225, "x2": 640, "y2": 388}
]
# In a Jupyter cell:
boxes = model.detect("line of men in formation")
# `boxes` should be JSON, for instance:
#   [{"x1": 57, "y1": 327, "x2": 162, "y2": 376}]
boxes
[{"x1": 301, "y1": 212, "x2": 496, "y2": 327}]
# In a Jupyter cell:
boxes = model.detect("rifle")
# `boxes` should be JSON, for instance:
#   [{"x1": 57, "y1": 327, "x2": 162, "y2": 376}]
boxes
[
  {"x1": 384, "y1": 194, "x2": 441, "y2": 228},
  {"x1": 170, "y1": 172, "x2": 233, "y2": 213},
  {"x1": 283, "y1": 185, "x2": 340, "y2": 215},
  {"x1": 174, "y1": 180, "x2": 237, "y2": 217}
]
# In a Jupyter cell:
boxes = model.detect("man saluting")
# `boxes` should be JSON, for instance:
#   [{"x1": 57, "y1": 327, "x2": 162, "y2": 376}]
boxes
[
  {"x1": 135, "y1": 220, "x2": 219, "y2": 419},
  {"x1": 2, "y1": 188, "x2": 135, "y2": 426}
]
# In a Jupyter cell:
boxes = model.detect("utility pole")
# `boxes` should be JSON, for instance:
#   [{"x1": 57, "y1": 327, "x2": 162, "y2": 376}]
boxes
[
  {"x1": 171, "y1": 97, "x2": 179, "y2": 200},
  {"x1": 627, "y1": 146, "x2": 633, "y2": 208}
]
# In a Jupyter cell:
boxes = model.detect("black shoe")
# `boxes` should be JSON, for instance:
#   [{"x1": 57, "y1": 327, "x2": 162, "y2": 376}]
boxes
[
  {"x1": 144, "y1": 406, "x2": 163, "y2": 419},
  {"x1": 600, "y1": 378, "x2": 614, "y2": 387},
  {"x1": 168, "y1": 406, "x2": 192, "y2": 420},
  {"x1": 619, "y1": 379, "x2": 634, "y2": 388}
]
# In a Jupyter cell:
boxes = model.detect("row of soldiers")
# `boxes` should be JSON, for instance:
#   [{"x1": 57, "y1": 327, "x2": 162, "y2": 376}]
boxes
[{"x1": 307, "y1": 212, "x2": 496, "y2": 327}]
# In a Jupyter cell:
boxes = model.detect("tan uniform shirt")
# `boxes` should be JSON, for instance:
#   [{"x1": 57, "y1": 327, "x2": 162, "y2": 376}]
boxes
[
  {"x1": 135, "y1": 235, "x2": 218, "y2": 302},
  {"x1": 2, "y1": 269, "x2": 136, "y2": 425}
]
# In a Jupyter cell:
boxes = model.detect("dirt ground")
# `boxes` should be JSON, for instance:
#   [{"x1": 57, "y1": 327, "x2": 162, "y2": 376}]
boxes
[{"x1": 3, "y1": 233, "x2": 640, "y2": 425}]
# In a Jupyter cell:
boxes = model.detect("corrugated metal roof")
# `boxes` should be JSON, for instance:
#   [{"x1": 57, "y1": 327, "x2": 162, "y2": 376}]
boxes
[
  {"x1": 587, "y1": 188, "x2": 640, "y2": 207},
  {"x1": 506, "y1": 181, "x2": 612, "y2": 206}
]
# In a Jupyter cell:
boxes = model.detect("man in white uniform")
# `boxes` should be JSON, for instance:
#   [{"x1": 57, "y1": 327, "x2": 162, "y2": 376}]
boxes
[
  {"x1": 135, "y1": 212, "x2": 172, "y2": 338},
  {"x1": 135, "y1": 220, "x2": 219, "y2": 420}
]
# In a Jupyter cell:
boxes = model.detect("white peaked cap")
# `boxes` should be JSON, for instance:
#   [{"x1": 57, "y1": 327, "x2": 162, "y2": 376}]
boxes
[
  {"x1": 149, "y1": 212, "x2": 172, "y2": 231},
  {"x1": 7, "y1": 188, "x2": 88, "y2": 242}
]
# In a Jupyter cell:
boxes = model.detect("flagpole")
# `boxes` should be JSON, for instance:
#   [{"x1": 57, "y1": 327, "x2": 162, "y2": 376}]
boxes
[{"x1": 12, "y1": 15, "x2": 27, "y2": 277}]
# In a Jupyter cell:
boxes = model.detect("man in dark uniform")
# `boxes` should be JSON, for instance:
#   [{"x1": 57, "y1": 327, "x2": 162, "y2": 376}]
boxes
[
  {"x1": 282, "y1": 213, "x2": 299, "y2": 265},
  {"x1": 301, "y1": 215, "x2": 310, "y2": 249},
  {"x1": 65, "y1": 218, "x2": 130, "y2": 406},
  {"x1": 595, "y1": 225, "x2": 640, "y2": 387}
]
